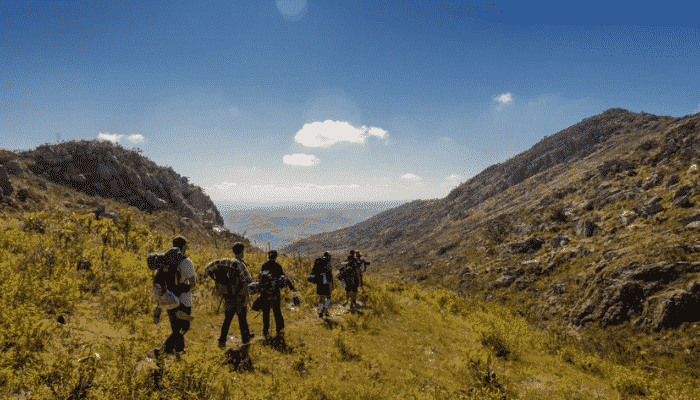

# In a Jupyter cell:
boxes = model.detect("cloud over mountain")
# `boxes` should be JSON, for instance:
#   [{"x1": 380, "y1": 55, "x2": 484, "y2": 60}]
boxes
[{"x1": 294, "y1": 120, "x2": 387, "y2": 148}]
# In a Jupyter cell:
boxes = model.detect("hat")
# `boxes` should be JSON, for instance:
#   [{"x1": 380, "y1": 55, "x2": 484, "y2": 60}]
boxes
[{"x1": 323, "y1": 251, "x2": 331, "y2": 258}]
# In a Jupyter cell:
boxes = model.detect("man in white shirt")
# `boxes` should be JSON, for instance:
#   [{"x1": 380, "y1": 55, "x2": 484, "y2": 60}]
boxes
[{"x1": 162, "y1": 236, "x2": 196, "y2": 355}]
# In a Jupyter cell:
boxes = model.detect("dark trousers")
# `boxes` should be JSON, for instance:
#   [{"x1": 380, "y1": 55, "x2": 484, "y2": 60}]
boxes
[
  {"x1": 262, "y1": 294, "x2": 284, "y2": 335},
  {"x1": 219, "y1": 295, "x2": 251, "y2": 345},
  {"x1": 164, "y1": 304, "x2": 191, "y2": 354}
]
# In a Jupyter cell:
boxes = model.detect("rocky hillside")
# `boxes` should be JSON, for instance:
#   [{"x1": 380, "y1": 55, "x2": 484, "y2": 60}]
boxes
[
  {"x1": 284, "y1": 108, "x2": 700, "y2": 339},
  {"x1": 14, "y1": 140, "x2": 223, "y2": 225}
]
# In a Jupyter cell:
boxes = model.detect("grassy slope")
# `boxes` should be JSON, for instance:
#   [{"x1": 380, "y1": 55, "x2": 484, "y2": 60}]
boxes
[{"x1": 1, "y1": 154, "x2": 699, "y2": 399}]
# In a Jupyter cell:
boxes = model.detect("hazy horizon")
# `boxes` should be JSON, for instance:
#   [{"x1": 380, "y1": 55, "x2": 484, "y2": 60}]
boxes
[{"x1": 216, "y1": 200, "x2": 403, "y2": 250}]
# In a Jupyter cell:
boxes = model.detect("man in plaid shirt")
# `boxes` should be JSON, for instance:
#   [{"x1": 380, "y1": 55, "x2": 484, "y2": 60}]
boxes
[{"x1": 205, "y1": 242, "x2": 254, "y2": 348}]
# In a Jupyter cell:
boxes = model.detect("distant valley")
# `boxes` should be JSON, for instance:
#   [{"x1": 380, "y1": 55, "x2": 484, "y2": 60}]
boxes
[{"x1": 215, "y1": 200, "x2": 404, "y2": 250}]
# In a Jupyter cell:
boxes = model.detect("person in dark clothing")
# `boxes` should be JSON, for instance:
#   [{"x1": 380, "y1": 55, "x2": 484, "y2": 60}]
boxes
[
  {"x1": 355, "y1": 251, "x2": 368, "y2": 291},
  {"x1": 311, "y1": 251, "x2": 334, "y2": 318},
  {"x1": 341, "y1": 252, "x2": 360, "y2": 312},
  {"x1": 258, "y1": 250, "x2": 296, "y2": 339},
  {"x1": 204, "y1": 242, "x2": 254, "y2": 348},
  {"x1": 162, "y1": 236, "x2": 196, "y2": 355}
]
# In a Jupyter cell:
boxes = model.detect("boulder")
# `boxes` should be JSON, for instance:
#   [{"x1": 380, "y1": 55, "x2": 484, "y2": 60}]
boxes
[
  {"x1": 575, "y1": 220, "x2": 599, "y2": 237},
  {"x1": 620, "y1": 210, "x2": 638, "y2": 225},
  {"x1": 4, "y1": 160, "x2": 26, "y2": 175},
  {"x1": 641, "y1": 172, "x2": 665, "y2": 190},
  {"x1": 685, "y1": 221, "x2": 700, "y2": 231},
  {"x1": 100, "y1": 212, "x2": 120, "y2": 224},
  {"x1": 673, "y1": 184, "x2": 692, "y2": 200},
  {"x1": 76, "y1": 198, "x2": 85, "y2": 205},
  {"x1": 0, "y1": 165, "x2": 13, "y2": 196},
  {"x1": 665, "y1": 174, "x2": 681, "y2": 188},
  {"x1": 674, "y1": 196, "x2": 693, "y2": 209},
  {"x1": 550, "y1": 233, "x2": 570, "y2": 248},
  {"x1": 635, "y1": 198, "x2": 665, "y2": 218},
  {"x1": 637, "y1": 288, "x2": 699, "y2": 333},
  {"x1": 678, "y1": 211, "x2": 700, "y2": 225},
  {"x1": 16, "y1": 187, "x2": 29, "y2": 202},
  {"x1": 71, "y1": 174, "x2": 87, "y2": 183},
  {"x1": 571, "y1": 280, "x2": 646, "y2": 327},
  {"x1": 507, "y1": 236, "x2": 544, "y2": 254}
]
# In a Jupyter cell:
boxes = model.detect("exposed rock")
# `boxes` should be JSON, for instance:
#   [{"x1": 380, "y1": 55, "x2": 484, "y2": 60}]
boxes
[
  {"x1": 572, "y1": 280, "x2": 646, "y2": 328},
  {"x1": 637, "y1": 288, "x2": 700, "y2": 333},
  {"x1": 550, "y1": 233, "x2": 570, "y2": 248},
  {"x1": 71, "y1": 174, "x2": 87, "y2": 183},
  {"x1": 0, "y1": 165, "x2": 13, "y2": 197},
  {"x1": 620, "y1": 210, "x2": 638, "y2": 225},
  {"x1": 575, "y1": 220, "x2": 599, "y2": 237},
  {"x1": 641, "y1": 172, "x2": 665, "y2": 190},
  {"x1": 674, "y1": 196, "x2": 693, "y2": 209},
  {"x1": 597, "y1": 159, "x2": 636, "y2": 179},
  {"x1": 436, "y1": 243, "x2": 457, "y2": 255},
  {"x1": 76, "y1": 198, "x2": 85, "y2": 205},
  {"x1": 4, "y1": 160, "x2": 26, "y2": 175},
  {"x1": 684, "y1": 221, "x2": 700, "y2": 231},
  {"x1": 16, "y1": 188, "x2": 29, "y2": 202},
  {"x1": 673, "y1": 184, "x2": 692, "y2": 199},
  {"x1": 635, "y1": 198, "x2": 665, "y2": 218},
  {"x1": 507, "y1": 236, "x2": 544, "y2": 254},
  {"x1": 37, "y1": 180, "x2": 47, "y2": 190},
  {"x1": 665, "y1": 174, "x2": 681, "y2": 188}
]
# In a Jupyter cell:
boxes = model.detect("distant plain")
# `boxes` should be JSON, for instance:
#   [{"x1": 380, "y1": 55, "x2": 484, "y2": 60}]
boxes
[{"x1": 215, "y1": 200, "x2": 404, "y2": 250}]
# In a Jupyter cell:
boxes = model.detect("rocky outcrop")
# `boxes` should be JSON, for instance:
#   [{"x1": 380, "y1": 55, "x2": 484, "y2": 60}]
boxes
[
  {"x1": 507, "y1": 236, "x2": 544, "y2": 254},
  {"x1": 575, "y1": 220, "x2": 599, "y2": 237},
  {"x1": 0, "y1": 165, "x2": 13, "y2": 197},
  {"x1": 571, "y1": 262, "x2": 700, "y2": 329},
  {"x1": 635, "y1": 287, "x2": 700, "y2": 333},
  {"x1": 20, "y1": 140, "x2": 223, "y2": 225}
]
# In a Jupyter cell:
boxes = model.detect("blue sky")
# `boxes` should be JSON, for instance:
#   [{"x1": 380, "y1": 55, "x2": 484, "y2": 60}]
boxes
[{"x1": 2, "y1": 0, "x2": 699, "y2": 202}]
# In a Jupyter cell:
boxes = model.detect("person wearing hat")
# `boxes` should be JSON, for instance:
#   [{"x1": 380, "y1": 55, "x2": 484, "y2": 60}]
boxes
[
  {"x1": 258, "y1": 250, "x2": 296, "y2": 339},
  {"x1": 310, "y1": 251, "x2": 334, "y2": 318}
]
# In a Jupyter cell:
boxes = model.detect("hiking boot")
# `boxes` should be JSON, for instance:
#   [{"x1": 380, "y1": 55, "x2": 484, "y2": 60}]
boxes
[
  {"x1": 318, "y1": 312, "x2": 324, "y2": 318},
  {"x1": 153, "y1": 306, "x2": 162, "y2": 324},
  {"x1": 243, "y1": 334, "x2": 255, "y2": 345},
  {"x1": 218, "y1": 341, "x2": 226, "y2": 349},
  {"x1": 153, "y1": 348, "x2": 161, "y2": 359},
  {"x1": 276, "y1": 330, "x2": 285, "y2": 339}
]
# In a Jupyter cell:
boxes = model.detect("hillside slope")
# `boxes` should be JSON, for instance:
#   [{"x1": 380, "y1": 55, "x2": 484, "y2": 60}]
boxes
[
  {"x1": 16, "y1": 140, "x2": 224, "y2": 225},
  {"x1": 283, "y1": 108, "x2": 700, "y2": 353}
]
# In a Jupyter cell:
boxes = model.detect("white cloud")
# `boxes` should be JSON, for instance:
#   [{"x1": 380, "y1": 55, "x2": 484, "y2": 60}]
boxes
[
  {"x1": 98, "y1": 132, "x2": 123, "y2": 143},
  {"x1": 367, "y1": 126, "x2": 387, "y2": 138},
  {"x1": 127, "y1": 134, "x2": 144, "y2": 144},
  {"x1": 494, "y1": 92, "x2": 513, "y2": 111},
  {"x1": 446, "y1": 174, "x2": 463, "y2": 181},
  {"x1": 283, "y1": 153, "x2": 320, "y2": 166},
  {"x1": 495, "y1": 92, "x2": 513, "y2": 104},
  {"x1": 205, "y1": 181, "x2": 238, "y2": 191},
  {"x1": 294, "y1": 120, "x2": 388, "y2": 147},
  {"x1": 402, "y1": 173, "x2": 422, "y2": 180}
]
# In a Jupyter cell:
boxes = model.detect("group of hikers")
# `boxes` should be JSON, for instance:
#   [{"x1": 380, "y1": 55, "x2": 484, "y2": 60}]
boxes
[{"x1": 149, "y1": 236, "x2": 370, "y2": 356}]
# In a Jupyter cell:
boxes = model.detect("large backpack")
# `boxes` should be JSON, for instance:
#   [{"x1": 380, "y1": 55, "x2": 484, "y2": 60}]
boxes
[
  {"x1": 310, "y1": 257, "x2": 331, "y2": 285},
  {"x1": 148, "y1": 247, "x2": 187, "y2": 296},
  {"x1": 338, "y1": 260, "x2": 357, "y2": 286},
  {"x1": 206, "y1": 260, "x2": 243, "y2": 298}
]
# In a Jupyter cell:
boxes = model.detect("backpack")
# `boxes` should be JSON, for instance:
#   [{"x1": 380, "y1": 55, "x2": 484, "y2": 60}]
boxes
[
  {"x1": 148, "y1": 247, "x2": 187, "y2": 296},
  {"x1": 206, "y1": 260, "x2": 243, "y2": 298},
  {"x1": 311, "y1": 257, "x2": 331, "y2": 285},
  {"x1": 338, "y1": 260, "x2": 357, "y2": 286}
]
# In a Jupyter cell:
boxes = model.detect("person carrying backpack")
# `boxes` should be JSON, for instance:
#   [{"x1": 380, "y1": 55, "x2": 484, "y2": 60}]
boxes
[
  {"x1": 150, "y1": 236, "x2": 197, "y2": 356},
  {"x1": 309, "y1": 251, "x2": 333, "y2": 318},
  {"x1": 355, "y1": 251, "x2": 369, "y2": 292},
  {"x1": 204, "y1": 242, "x2": 254, "y2": 348},
  {"x1": 257, "y1": 250, "x2": 296, "y2": 339},
  {"x1": 339, "y1": 252, "x2": 360, "y2": 312}
]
